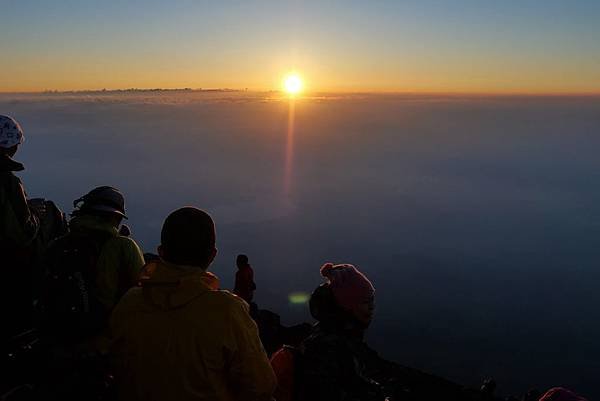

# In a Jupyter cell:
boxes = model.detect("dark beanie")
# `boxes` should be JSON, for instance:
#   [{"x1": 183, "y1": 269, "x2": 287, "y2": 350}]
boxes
[{"x1": 160, "y1": 207, "x2": 216, "y2": 267}]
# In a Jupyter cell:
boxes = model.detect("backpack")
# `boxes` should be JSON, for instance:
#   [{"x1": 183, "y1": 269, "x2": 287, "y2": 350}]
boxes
[
  {"x1": 41, "y1": 231, "x2": 113, "y2": 342},
  {"x1": 270, "y1": 345, "x2": 299, "y2": 401},
  {"x1": 28, "y1": 198, "x2": 68, "y2": 248}
]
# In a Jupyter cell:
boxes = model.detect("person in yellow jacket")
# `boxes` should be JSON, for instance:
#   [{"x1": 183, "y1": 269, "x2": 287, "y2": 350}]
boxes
[{"x1": 109, "y1": 207, "x2": 276, "y2": 401}]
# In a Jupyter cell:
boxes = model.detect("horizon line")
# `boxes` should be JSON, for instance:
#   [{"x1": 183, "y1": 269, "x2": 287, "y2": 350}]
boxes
[{"x1": 1, "y1": 87, "x2": 600, "y2": 97}]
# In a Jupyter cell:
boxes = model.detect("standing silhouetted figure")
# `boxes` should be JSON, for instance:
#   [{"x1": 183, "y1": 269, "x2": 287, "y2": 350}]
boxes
[
  {"x1": 0, "y1": 115, "x2": 40, "y2": 340},
  {"x1": 234, "y1": 254, "x2": 256, "y2": 304},
  {"x1": 110, "y1": 207, "x2": 276, "y2": 401}
]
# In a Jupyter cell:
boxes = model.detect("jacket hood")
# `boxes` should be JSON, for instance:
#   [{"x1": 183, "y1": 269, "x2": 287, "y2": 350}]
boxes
[
  {"x1": 139, "y1": 259, "x2": 220, "y2": 310},
  {"x1": 69, "y1": 214, "x2": 119, "y2": 236},
  {"x1": 0, "y1": 154, "x2": 24, "y2": 172}
]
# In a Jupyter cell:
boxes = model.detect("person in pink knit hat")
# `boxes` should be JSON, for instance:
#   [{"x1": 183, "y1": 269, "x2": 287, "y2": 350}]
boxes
[
  {"x1": 318, "y1": 262, "x2": 376, "y2": 326},
  {"x1": 290, "y1": 262, "x2": 383, "y2": 401},
  {"x1": 285, "y1": 262, "x2": 478, "y2": 401}
]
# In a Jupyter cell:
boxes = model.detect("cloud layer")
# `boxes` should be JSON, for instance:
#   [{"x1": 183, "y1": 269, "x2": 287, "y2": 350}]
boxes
[{"x1": 2, "y1": 92, "x2": 600, "y2": 397}]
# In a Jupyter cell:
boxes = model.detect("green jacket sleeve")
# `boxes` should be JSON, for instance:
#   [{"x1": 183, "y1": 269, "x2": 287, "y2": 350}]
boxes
[
  {"x1": 121, "y1": 236, "x2": 145, "y2": 286},
  {"x1": 95, "y1": 236, "x2": 145, "y2": 311}
]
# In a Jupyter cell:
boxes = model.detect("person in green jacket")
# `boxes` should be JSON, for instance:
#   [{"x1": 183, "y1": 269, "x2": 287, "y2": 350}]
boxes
[
  {"x1": 71, "y1": 186, "x2": 145, "y2": 313},
  {"x1": 44, "y1": 186, "x2": 145, "y2": 341},
  {"x1": 0, "y1": 115, "x2": 41, "y2": 339},
  {"x1": 40, "y1": 187, "x2": 145, "y2": 399}
]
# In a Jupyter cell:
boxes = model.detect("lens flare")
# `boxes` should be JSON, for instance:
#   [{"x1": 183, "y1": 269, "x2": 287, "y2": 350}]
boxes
[{"x1": 288, "y1": 292, "x2": 310, "y2": 305}]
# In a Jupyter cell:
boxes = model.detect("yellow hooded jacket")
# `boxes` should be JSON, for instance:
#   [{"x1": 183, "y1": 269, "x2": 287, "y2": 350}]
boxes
[{"x1": 109, "y1": 260, "x2": 276, "y2": 401}]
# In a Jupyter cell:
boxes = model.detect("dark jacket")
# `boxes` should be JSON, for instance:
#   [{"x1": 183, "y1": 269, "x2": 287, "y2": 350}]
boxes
[
  {"x1": 296, "y1": 322, "x2": 387, "y2": 401},
  {"x1": 0, "y1": 155, "x2": 40, "y2": 338},
  {"x1": 296, "y1": 321, "x2": 481, "y2": 401},
  {"x1": 0, "y1": 155, "x2": 39, "y2": 247}
]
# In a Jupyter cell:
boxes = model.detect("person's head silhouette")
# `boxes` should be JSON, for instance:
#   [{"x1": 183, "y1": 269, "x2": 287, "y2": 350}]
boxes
[
  {"x1": 159, "y1": 207, "x2": 217, "y2": 270},
  {"x1": 236, "y1": 254, "x2": 249, "y2": 268},
  {"x1": 311, "y1": 263, "x2": 375, "y2": 327}
]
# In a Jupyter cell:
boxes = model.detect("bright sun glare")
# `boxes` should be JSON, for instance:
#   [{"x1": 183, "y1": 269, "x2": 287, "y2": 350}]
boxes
[{"x1": 283, "y1": 73, "x2": 303, "y2": 95}]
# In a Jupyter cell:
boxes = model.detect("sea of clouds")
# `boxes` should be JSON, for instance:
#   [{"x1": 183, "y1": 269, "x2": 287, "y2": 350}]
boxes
[{"x1": 2, "y1": 91, "x2": 600, "y2": 397}]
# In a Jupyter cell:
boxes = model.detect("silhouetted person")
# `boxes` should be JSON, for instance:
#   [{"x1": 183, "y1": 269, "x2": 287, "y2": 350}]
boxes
[
  {"x1": 234, "y1": 253, "x2": 256, "y2": 304},
  {"x1": 110, "y1": 207, "x2": 276, "y2": 401},
  {"x1": 293, "y1": 263, "x2": 385, "y2": 401},
  {"x1": 282, "y1": 263, "x2": 478, "y2": 401},
  {"x1": 0, "y1": 115, "x2": 40, "y2": 340},
  {"x1": 42, "y1": 186, "x2": 145, "y2": 344}
]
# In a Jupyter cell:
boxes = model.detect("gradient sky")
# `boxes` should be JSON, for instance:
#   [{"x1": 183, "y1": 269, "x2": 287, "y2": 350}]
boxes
[{"x1": 2, "y1": 0, "x2": 600, "y2": 93}]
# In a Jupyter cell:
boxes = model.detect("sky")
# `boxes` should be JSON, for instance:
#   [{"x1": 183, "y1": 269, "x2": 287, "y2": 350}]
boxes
[{"x1": 1, "y1": 0, "x2": 600, "y2": 93}]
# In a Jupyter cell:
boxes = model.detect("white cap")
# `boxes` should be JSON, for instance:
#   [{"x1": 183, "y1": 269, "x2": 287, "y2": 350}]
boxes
[{"x1": 0, "y1": 115, "x2": 25, "y2": 149}]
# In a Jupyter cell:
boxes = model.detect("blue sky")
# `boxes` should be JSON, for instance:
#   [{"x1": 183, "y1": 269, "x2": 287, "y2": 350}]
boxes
[{"x1": 2, "y1": 0, "x2": 599, "y2": 92}]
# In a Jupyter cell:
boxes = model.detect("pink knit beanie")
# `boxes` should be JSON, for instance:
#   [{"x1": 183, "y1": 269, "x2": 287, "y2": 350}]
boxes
[
  {"x1": 320, "y1": 263, "x2": 375, "y2": 315},
  {"x1": 539, "y1": 387, "x2": 588, "y2": 401}
]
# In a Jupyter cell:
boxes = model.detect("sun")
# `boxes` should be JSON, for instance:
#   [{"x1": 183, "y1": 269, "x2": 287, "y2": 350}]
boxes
[{"x1": 283, "y1": 73, "x2": 303, "y2": 95}]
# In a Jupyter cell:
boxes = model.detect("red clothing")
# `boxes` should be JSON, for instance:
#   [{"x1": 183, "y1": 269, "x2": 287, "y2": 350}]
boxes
[{"x1": 234, "y1": 264, "x2": 256, "y2": 303}]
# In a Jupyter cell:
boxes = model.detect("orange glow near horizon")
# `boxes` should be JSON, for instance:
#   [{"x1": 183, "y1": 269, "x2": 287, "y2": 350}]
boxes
[{"x1": 1, "y1": 62, "x2": 599, "y2": 95}]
